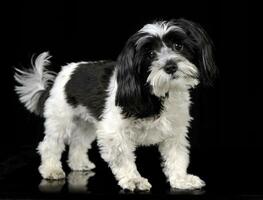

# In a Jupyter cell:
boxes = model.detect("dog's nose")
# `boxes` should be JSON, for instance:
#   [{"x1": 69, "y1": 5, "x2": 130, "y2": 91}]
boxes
[{"x1": 164, "y1": 63, "x2": 178, "y2": 74}]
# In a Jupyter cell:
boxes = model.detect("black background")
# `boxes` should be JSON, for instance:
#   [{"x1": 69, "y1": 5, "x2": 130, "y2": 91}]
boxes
[{"x1": 1, "y1": 1, "x2": 261, "y2": 199}]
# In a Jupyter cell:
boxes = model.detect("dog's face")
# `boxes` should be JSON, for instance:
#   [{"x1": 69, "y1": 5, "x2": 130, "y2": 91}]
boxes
[
  {"x1": 116, "y1": 19, "x2": 217, "y2": 118},
  {"x1": 137, "y1": 21, "x2": 201, "y2": 96}
]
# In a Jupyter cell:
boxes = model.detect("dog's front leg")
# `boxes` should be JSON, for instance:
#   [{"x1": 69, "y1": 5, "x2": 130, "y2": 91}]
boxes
[
  {"x1": 97, "y1": 129, "x2": 151, "y2": 191},
  {"x1": 159, "y1": 134, "x2": 205, "y2": 190}
]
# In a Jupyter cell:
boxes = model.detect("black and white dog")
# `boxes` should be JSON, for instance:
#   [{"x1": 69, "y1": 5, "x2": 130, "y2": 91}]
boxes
[{"x1": 15, "y1": 19, "x2": 217, "y2": 191}]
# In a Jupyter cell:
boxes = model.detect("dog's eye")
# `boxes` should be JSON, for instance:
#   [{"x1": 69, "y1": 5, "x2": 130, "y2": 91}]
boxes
[
  {"x1": 173, "y1": 42, "x2": 183, "y2": 51},
  {"x1": 147, "y1": 51, "x2": 156, "y2": 59}
]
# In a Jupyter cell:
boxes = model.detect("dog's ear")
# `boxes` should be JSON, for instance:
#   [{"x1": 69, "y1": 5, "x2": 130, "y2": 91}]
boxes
[
  {"x1": 115, "y1": 34, "x2": 144, "y2": 117},
  {"x1": 173, "y1": 18, "x2": 218, "y2": 85},
  {"x1": 115, "y1": 33, "x2": 163, "y2": 119}
]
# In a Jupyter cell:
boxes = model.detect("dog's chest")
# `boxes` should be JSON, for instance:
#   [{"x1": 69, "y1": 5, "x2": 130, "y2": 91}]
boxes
[
  {"x1": 127, "y1": 94, "x2": 191, "y2": 146},
  {"x1": 129, "y1": 117, "x2": 174, "y2": 146}
]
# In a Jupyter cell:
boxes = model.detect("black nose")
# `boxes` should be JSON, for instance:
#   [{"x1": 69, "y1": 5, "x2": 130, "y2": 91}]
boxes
[{"x1": 164, "y1": 63, "x2": 178, "y2": 74}]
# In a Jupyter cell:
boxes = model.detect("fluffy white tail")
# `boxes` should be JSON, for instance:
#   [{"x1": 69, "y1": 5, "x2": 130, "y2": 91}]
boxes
[{"x1": 14, "y1": 52, "x2": 56, "y2": 114}]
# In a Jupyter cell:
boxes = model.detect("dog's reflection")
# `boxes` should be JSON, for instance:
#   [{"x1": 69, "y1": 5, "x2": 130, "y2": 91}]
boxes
[
  {"x1": 68, "y1": 171, "x2": 95, "y2": 193},
  {"x1": 168, "y1": 188, "x2": 206, "y2": 195},
  {"x1": 38, "y1": 178, "x2": 66, "y2": 193},
  {"x1": 39, "y1": 171, "x2": 95, "y2": 193}
]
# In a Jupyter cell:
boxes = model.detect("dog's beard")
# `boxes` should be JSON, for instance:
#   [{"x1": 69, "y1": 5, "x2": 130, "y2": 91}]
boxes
[
  {"x1": 147, "y1": 62, "x2": 199, "y2": 97},
  {"x1": 147, "y1": 69, "x2": 171, "y2": 97}
]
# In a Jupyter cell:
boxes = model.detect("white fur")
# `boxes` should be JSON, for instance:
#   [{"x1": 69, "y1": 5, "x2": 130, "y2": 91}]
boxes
[
  {"x1": 15, "y1": 22, "x2": 206, "y2": 191},
  {"x1": 147, "y1": 46, "x2": 199, "y2": 97},
  {"x1": 37, "y1": 61, "x2": 96, "y2": 179},
  {"x1": 139, "y1": 21, "x2": 185, "y2": 38},
  {"x1": 17, "y1": 55, "x2": 205, "y2": 191},
  {"x1": 25, "y1": 57, "x2": 203, "y2": 190},
  {"x1": 95, "y1": 70, "x2": 204, "y2": 191},
  {"x1": 14, "y1": 52, "x2": 56, "y2": 113}
]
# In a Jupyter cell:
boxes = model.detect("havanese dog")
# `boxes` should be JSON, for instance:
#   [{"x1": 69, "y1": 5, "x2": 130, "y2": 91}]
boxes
[{"x1": 15, "y1": 19, "x2": 217, "y2": 191}]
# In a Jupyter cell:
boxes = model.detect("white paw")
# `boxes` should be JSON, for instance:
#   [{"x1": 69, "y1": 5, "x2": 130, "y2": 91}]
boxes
[
  {"x1": 39, "y1": 165, "x2": 65, "y2": 180},
  {"x1": 119, "y1": 177, "x2": 152, "y2": 191},
  {"x1": 68, "y1": 159, "x2": 96, "y2": 171},
  {"x1": 170, "y1": 174, "x2": 205, "y2": 190}
]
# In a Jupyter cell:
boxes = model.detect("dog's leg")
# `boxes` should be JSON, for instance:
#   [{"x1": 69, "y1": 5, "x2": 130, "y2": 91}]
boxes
[
  {"x1": 68, "y1": 120, "x2": 96, "y2": 171},
  {"x1": 159, "y1": 133, "x2": 205, "y2": 190},
  {"x1": 37, "y1": 116, "x2": 68, "y2": 180},
  {"x1": 97, "y1": 129, "x2": 151, "y2": 191}
]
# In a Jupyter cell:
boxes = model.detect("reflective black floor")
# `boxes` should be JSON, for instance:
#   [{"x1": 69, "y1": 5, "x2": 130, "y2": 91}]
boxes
[{"x1": 0, "y1": 144, "x2": 263, "y2": 200}]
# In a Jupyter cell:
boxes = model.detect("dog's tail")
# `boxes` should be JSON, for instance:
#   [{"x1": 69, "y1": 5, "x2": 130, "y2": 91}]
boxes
[{"x1": 14, "y1": 52, "x2": 57, "y2": 116}]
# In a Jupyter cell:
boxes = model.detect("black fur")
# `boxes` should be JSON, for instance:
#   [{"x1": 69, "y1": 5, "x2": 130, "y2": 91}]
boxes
[
  {"x1": 115, "y1": 32, "x2": 164, "y2": 119},
  {"x1": 35, "y1": 86, "x2": 52, "y2": 116},
  {"x1": 171, "y1": 18, "x2": 217, "y2": 85},
  {"x1": 65, "y1": 61, "x2": 115, "y2": 120},
  {"x1": 162, "y1": 28, "x2": 196, "y2": 64}
]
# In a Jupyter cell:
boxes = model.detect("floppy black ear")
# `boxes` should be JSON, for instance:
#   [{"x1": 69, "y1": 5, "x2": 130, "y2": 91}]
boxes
[
  {"x1": 115, "y1": 34, "x2": 143, "y2": 116},
  {"x1": 115, "y1": 33, "x2": 164, "y2": 119},
  {"x1": 174, "y1": 18, "x2": 218, "y2": 85}
]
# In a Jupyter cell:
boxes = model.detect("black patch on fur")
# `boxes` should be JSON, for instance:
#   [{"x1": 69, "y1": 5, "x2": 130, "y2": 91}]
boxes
[
  {"x1": 136, "y1": 35, "x2": 163, "y2": 52},
  {"x1": 35, "y1": 86, "x2": 52, "y2": 116},
  {"x1": 169, "y1": 19, "x2": 218, "y2": 85},
  {"x1": 65, "y1": 61, "x2": 115, "y2": 120},
  {"x1": 115, "y1": 32, "x2": 164, "y2": 119},
  {"x1": 162, "y1": 30, "x2": 196, "y2": 63}
]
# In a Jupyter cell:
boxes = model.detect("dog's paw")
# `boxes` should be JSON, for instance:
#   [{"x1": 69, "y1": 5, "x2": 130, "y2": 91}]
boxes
[
  {"x1": 136, "y1": 177, "x2": 152, "y2": 191},
  {"x1": 170, "y1": 174, "x2": 205, "y2": 190},
  {"x1": 68, "y1": 159, "x2": 96, "y2": 171},
  {"x1": 39, "y1": 165, "x2": 66, "y2": 180},
  {"x1": 119, "y1": 177, "x2": 152, "y2": 192}
]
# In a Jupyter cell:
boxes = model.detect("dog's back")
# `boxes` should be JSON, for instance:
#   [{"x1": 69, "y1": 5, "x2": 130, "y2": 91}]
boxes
[{"x1": 65, "y1": 61, "x2": 116, "y2": 120}]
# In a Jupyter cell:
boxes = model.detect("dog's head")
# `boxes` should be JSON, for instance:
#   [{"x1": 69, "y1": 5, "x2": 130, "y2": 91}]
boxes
[{"x1": 115, "y1": 19, "x2": 217, "y2": 118}]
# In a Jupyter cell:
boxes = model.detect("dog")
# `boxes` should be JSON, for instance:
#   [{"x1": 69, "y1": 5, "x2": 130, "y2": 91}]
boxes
[{"x1": 15, "y1": 19, "x2": 217, "y2": 191}]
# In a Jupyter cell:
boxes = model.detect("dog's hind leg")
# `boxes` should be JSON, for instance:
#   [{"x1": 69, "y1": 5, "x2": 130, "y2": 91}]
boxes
[
  {"x1": 67, "y1": 119, "x2": 96, "y2": 171},
  {"x1": 37, "y1": 114, "x2": 73, "y2": 179}
]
